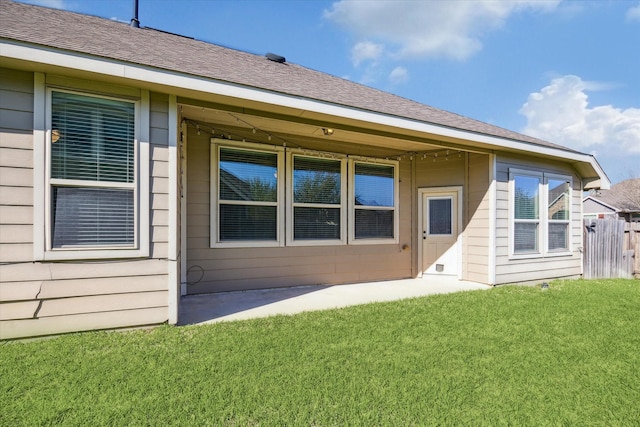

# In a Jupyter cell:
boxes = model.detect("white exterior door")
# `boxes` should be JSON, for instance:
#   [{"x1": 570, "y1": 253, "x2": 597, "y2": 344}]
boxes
[{"x1": 420, "y1": 188, "x2": 462, "y2": 277}]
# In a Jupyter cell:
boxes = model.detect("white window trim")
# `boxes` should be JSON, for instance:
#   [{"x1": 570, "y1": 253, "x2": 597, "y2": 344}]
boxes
[
  {"x1": 285, "y1": 151, "x2": 347, "y2": 246},
  {"x1": 210, "y1": 139, "x2": 285, "y2": 248},
  {"x1": 34, "y1": 81, "x2": 149, "y2": 261},
  {"x1": 348, "y1": 158, "x2": 400, "y2": 245},
  {"x1": 508, "y1": 168, "x2": 572, "y2": 259}
]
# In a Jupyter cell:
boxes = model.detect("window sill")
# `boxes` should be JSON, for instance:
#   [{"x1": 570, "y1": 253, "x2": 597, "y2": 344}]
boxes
[
  {"x1": 349, "y1": 237, "x2": 399, "y2": 245},
  {"x1": 41, "y1": 247, "x2": 149, "y2": 261},
  {"x1": 508, "y1": 250, "x2": 573, "y2": 260},
  {"x1": 210, "y1": 241, "x2": 283, "y2": 249}
]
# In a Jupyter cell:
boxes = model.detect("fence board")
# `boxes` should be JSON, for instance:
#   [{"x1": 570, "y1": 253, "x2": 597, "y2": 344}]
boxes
[{"x1": 583, "y1": 219, "x2": 636, "y2": 279}]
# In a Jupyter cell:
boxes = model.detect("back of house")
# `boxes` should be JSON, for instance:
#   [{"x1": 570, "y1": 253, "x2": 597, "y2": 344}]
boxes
[{"x1": 0, "y1": 0, "x2": 609, "y2": 339}]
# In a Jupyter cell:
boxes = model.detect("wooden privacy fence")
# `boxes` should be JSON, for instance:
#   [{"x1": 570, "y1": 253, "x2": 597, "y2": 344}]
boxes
[{"x1": 583, "y1": 219, "x2": 639, "y2": 279}]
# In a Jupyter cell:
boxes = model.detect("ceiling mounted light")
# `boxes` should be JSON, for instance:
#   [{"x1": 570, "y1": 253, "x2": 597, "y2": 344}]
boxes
[{"x1": 322, "y1": 128, "x2": 334, "y2": 136}]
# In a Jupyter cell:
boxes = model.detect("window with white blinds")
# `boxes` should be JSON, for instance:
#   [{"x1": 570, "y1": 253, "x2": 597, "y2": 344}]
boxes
[
  {"x1": 49, "y1": 91, "x2": 137, "y2": 249},
  {"x1": 291, "y1": 155, "x2": 344, "y2": 242},
  {"x1": 352, "y1": 162, "x2": 397, "y2": 241},
  {"x1": 211, "y1": 142, "x2": 398, "y2": 247},
  {"x1": 513, "y1": 174, "x2": 540, "y2": 254},
  {"x1": 215, "y1": 145, "x2": 282, "y2": 244},
  {"x1": 510, "y1": 169, "x2": 572, "y2": 257}
]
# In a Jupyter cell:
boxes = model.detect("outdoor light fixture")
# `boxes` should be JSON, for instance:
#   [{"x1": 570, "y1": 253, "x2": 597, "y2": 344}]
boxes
[{"x1": 322, "y1": 128, "x2": 334, "y2": 136}]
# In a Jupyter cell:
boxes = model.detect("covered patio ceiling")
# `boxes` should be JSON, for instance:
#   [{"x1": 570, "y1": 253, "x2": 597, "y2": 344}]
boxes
[{"x1": 180, "y1": 104, "x2": 463, "y2": 159}]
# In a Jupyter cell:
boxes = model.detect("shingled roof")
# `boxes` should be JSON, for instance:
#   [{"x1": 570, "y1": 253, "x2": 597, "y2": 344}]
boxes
[
  {"x1": 591, "y1": 178, "x2": 640, "y2": 212},
  {"x1": 0, "y1": 0, "x2": 579, "y2": 154}
]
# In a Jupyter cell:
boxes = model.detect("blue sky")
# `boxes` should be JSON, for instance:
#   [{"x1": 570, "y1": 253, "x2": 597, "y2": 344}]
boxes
[{"x1": 21, "y1": 0, "x2": 640, "y2": 184}]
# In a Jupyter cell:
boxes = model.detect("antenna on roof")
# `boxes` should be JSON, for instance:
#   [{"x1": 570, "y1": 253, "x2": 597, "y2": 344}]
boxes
[{"x1": 130, "y1": 0, "x2": 140, "y2": 28}]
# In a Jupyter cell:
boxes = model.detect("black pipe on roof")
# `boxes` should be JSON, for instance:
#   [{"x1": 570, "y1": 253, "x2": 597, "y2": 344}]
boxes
[{"x1": 130, "y1": 0, "x2": 140, "y2": 28}]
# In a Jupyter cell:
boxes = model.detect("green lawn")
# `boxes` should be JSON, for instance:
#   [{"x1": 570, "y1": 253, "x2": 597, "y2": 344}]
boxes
[{"x1": 1, "y1": 279, "x2": 639, "y2": 426}]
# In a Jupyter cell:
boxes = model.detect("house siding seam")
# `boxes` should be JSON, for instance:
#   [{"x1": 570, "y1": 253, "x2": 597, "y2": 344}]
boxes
[{"x1": 0, "y1": 68, "x2": 170, "y2": 340}]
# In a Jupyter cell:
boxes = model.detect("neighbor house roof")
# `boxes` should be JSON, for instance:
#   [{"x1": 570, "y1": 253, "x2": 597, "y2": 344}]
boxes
[
  {"x1": 587, "y1": 178, "x2": 640, "y2": 213},
  {"x1": 0, "y1": 0, "x2": 610, "y2": 189}
]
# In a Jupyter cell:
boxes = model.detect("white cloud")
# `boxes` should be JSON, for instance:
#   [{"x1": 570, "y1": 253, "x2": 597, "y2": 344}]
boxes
[
  {"x1": 626, "y1": 2, "x2": 640, "y2": 22},
  {"x1": 388, "y1": 66, "x2": 409, "y2": 85},
  {"x1": 351, "y1": 41, "x2": 384, "y2": 66},
  {"x1": 520, "y1": 75, "x2": 640, "y2": 154},
  {"x1": 325, "y1": 0, "x2": 560, "y2": 60}
]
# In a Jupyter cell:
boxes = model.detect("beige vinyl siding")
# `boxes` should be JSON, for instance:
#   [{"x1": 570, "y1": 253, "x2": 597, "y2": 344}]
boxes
[
  {"x1": 463, "y1": 153, "x2": 490, "y2": 283},
  {"x1": 494, "y1": 153, "x2": 582, "y2": 285},
  {"x1": 150, "y1": 92, "x2": 170, "y2": 260},
  {"x1": 185, "y1": 127, "x2": 412, "y2": 293},
  {"x1": 0, "y1": 69, "x2": 34, "y2": 264},
  {"x1": 0, "y1": 69, "x2": 171, "y2": 339}
]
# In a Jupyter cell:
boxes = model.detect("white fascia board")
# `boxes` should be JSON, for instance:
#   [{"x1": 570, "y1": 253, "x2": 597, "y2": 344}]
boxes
[{"x1": 2, "y1": 39, "x2": 608, "y2": 184}]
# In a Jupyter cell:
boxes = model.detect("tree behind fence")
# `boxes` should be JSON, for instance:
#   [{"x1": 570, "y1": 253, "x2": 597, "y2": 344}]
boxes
[{"x1": 583, "y1": 219, "x2": 638, "y2": 279}]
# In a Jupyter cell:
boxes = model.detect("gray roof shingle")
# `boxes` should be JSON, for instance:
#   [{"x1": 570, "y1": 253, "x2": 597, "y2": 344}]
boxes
[
  {"x1": 1, "y1": 0, "x2": 581, "y2": 154},
  {"x1": 591, "y1": 178, "x2": 640, "y2": 212}
]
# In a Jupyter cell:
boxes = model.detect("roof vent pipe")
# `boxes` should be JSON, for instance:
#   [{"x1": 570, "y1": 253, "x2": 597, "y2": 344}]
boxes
[{"x1": 130, "y1": 0, "x2": 140, "y2": 28}]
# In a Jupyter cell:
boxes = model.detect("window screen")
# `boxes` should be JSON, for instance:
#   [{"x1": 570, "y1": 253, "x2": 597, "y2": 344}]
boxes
[{"x1": 50, "y1": 91, "x2": 136, "y2": 249}]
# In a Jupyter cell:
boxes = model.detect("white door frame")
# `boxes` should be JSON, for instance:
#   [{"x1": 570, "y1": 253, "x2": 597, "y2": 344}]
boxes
[{"x1": 417, "y1": 186, "x2": 463, "y2": 279}]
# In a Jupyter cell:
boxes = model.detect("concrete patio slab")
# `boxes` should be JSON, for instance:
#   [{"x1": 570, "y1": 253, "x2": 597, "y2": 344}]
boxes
[{"x1": 179, "y1": 277, "x2": 491, "y2": 326}]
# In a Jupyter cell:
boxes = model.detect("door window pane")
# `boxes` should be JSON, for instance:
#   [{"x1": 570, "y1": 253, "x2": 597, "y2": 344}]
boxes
[{"x1": 429, "y1": 198, "x2": 452, "y2": 235}]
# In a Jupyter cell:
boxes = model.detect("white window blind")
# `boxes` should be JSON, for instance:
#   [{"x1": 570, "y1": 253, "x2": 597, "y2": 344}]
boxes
[
  {"x1": 292, "y1": 156, "x2": 342, "y2": 240},
  {"x1": 50, "y1": 91, "x2": 136, "y2": 248},
  {"x1": 218, "y1": 147, "x2": 279, "y2": 241},
  {"x1": 353, "y1": 162, "x2": 395, "y2": 239},
  {"x1": 513, "y1": 174, "x2": 540, "y2": 253}
]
